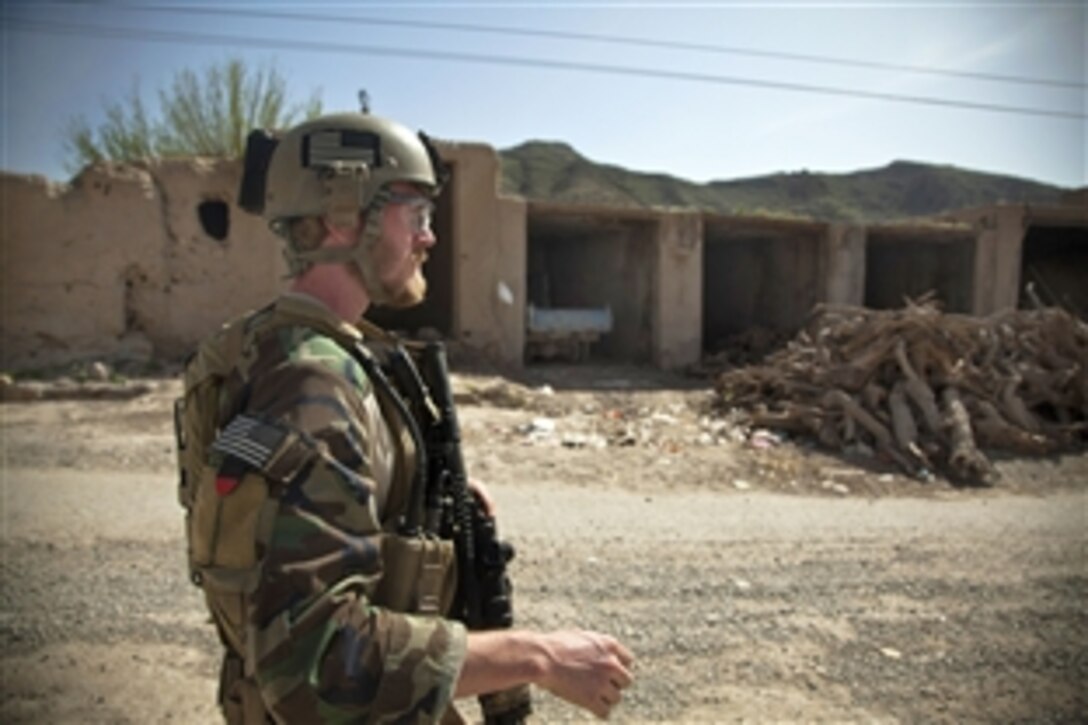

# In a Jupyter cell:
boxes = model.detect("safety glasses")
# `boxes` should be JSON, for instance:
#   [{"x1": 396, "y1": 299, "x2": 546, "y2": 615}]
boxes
[{"x1": 386, "y1": 192, "x2": 435, "y2": 235}]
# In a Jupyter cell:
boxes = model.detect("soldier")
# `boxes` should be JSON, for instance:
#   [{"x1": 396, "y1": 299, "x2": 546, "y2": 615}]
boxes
[{"x1": 175, "y1": 110, "x2": 634, "y2": 723}]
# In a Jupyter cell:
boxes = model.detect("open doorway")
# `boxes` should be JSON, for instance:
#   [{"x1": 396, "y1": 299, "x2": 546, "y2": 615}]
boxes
[
  {"x1": 1019, "y1": 224, "x2": 1088, "y2": 317},
  {"x1": 526, "y1": 211, "x2": 655, "y2": 363},
  {"x1": 702, "y1": 217, "x2": 824, "y2": 359},
  {"x1": 864, "y1": 226, "x2": 974, "y2": 312}
]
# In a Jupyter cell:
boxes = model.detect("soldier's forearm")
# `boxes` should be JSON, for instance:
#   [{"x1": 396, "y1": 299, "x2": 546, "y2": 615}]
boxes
[
  {"x1": 457, "y1": 628, "x2": 634, "y2": 719},
  {"x1": 455, "y1": 629, "x2": 549, "y2": 699}
]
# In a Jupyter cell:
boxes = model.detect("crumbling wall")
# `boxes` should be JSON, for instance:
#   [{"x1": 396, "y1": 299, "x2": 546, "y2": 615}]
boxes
[
  {"x1": 144, "y1": 159, "x2": 286, "y2": 358},
  {"x1": 0, "y1": 143, "x2": 527, "y2": 373},
  {"x1": 0, "y1": 160, "x2": 285, "y2": 371},
  {"x1": 4, "y1": 152, "x2": 1059, "y2": 373},
  {"x1": 441, "y1": 142, "x2": 527, "y2": 365},
  {"x1": 2, "y1": 168, "x2": 162, "y2": 370}
]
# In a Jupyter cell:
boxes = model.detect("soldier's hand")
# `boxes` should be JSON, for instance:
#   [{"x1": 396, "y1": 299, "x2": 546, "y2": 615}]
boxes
[
  {"x1": 538, "y1": 630, "x2": 635, "y2": 720},
  {"x1": 468, "y1": 477, "x2": 498, "y2": 517}
]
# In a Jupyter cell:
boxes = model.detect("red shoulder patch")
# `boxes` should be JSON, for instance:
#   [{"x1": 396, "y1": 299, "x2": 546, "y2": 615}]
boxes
[{"x1": 216, "y1": 475, "x2": 241, "y2": 496}]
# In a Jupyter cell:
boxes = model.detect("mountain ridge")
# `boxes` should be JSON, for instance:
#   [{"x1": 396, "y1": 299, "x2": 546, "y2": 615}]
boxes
[{"x1": 499, "y1": 141, "x2": 1071, "y2": 222}]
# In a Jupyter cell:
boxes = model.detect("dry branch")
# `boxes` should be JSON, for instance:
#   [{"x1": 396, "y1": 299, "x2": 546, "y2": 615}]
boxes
[
  {"x1": 888, "y1": 382, "x2": 918, "y2": 451},
  {"x1": 714, "y1": 302, "x2": 1088, "y2": 486},
  {"x1": 942, "y1": 387, "x2": 996, "y2": 486}
]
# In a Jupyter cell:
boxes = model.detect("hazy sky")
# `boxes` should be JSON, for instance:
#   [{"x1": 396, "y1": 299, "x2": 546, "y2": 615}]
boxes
[{"x1": 2, "y1": 1, "x2": 1084, "y2": 187}]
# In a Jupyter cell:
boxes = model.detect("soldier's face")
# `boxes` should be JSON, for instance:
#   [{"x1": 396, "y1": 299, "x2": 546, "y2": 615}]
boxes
[{"x1": 370, "y1": 184, "x2": 436, "y2": 307}]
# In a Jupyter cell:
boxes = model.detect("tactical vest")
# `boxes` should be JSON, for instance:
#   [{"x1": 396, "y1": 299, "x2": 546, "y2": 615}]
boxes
[{"x1": 174, "y1": 297, "x2": 458, "y2": 721}]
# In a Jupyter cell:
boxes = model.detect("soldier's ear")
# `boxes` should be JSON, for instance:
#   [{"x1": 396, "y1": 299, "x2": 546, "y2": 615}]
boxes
[{"x1": 322, "y1": 217, "x2": 357, "y2": 246}]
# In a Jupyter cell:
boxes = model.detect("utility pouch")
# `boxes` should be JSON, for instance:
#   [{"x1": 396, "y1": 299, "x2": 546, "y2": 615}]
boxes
[
  {"x1": 190, "y1": 467, "x2": 273, "y2": 654},
  {"x1": 190, "y1": 469, "x2": 270, "y2": 571},
  {"x1": 373, "y1": 534, "x2": 457, "y2": 616},
  {"x1": 219, "y1": 650, "x2": 272, "y2": 725},
  {"x1": 192, "y1": 414, "x2": 317, "y2": 652}
]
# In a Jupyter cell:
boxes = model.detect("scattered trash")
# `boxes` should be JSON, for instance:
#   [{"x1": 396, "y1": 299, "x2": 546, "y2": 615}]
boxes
[
  {"x1": 820, "y1": 467, "x2": 867, "y2": 478},
  {"x1": 525, "y1": 417, "x2": 555, "y2": 434},
  {"x1": 561, "y1": 433, "x2": 607, "y2": 449},
  {"x1": 748, "y1": 428, "x2": 784, "y2": 449},
  {"x1": 821, "y1": 480, "x2": 851, "y2": 495},
  {"x1": 87, "y1": 361, "x2": 111, "y2": 382}
]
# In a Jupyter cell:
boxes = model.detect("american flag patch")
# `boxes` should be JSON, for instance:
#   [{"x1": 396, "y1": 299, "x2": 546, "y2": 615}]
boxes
[{"x1": 211, "y1": 414, "x2": 289, "y2": 471}]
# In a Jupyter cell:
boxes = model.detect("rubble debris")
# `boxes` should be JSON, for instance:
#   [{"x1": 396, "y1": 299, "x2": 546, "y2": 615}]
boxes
[
  {"x1": 0, "y1": 375, "x2": 153, "y2": 402},
  {"x1": 453, "y1": 378, "x2": 536, "y2": 408},
  {"x1": 714, "y1": 297, "x2": 1088, "y2": 486}
]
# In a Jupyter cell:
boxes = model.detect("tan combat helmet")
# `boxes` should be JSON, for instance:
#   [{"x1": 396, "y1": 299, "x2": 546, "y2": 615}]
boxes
[{"x1": 256, "y1": 111, "x2": 445, "y2": 281}]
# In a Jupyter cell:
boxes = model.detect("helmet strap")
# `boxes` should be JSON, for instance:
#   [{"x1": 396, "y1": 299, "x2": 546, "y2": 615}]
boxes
[
  {"x1": 280, "y1": 188, "x2": 398, "y2": 306},
  {"x1": 349, "y1": 194, "x2": 397, "y2": 306}
]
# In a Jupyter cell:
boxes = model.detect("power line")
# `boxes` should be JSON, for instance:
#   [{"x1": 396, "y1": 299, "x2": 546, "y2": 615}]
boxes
[
  {"x1": 4, "y1": 16, "x2": 1084, "y2": 121},
  {"x1": 128, "y1": 5, "x2": 1087, "y2": 91}
]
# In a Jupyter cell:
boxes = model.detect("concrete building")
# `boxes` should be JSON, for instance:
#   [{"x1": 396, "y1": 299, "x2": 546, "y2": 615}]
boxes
[
  {"x1": 942, "y1": 201, "x2": 1088, "y2": 317},
  {"x1": 1, "y1": 141, "x2": 1085, "y2": 373}
]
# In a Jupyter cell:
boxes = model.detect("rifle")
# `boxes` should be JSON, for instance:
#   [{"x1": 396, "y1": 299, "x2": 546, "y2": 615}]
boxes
[{"x1": 387, "y1": 342, "x2": 532, "y2": 724}]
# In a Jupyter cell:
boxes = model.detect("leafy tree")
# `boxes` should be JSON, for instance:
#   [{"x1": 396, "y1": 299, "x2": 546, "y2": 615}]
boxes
[{"x1": 63, "y1": 58, "x2": 322, "y2": 172}]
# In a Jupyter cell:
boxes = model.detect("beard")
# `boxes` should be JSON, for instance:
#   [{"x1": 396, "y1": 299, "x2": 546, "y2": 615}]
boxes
[
  {"x1": 353, "y1": 250, "x2": 429, "y2": 309},
  {"x1": 383, "y1": 266, "x2": 428, "y2": 308}
]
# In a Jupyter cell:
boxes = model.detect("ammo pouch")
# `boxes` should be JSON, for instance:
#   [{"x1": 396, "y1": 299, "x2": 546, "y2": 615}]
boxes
[{"x1": 373, "y1": 534, "x2": 457, "y2": 616}]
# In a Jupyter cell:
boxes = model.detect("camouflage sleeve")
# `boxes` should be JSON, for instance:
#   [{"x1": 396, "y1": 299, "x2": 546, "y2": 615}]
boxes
[{"x1": 241, "y1": 343, "x2": 467, "y2": 723}]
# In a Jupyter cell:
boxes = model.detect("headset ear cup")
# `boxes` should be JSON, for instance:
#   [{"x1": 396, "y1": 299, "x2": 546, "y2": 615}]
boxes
[
  {"x1": 237, "y1": 130, "x2": 280, "y2": 214},
  {"x1": 418, "y1": 132, "x2": 449, "y2": 194}
]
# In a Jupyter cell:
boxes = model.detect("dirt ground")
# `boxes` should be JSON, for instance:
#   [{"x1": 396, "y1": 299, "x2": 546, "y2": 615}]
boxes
[{"x1": 1, "y1": 365, "x2": 1086, "y2": 723}]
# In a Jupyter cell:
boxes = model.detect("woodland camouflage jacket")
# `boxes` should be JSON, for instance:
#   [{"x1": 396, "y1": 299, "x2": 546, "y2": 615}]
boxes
[{"x1": 189, "y1": 293, "x2": 466, "y2": 723}]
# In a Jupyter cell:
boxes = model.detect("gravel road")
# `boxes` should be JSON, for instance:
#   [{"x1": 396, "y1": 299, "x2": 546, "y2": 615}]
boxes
[
  {"x1": 2, "y1": 468, "x2": 1085, "y2": 723},
  {"x1": 1, "y1": 377, "x2": 1086, "y2": 722}
]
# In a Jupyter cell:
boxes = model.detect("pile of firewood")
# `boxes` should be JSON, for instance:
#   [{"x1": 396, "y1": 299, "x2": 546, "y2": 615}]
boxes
[
  {"x1": 715, "y1": 297, "x2": 1088, "y2": 485},
  {"x1": 702, "y1": 327, "x2": 794, "y2": 369}
]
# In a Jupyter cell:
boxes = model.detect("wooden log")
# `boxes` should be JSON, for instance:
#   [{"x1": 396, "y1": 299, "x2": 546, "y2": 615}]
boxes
[
  {"x1": 998, "y1": 371, "x2": 1041, "y2": 433},
  {"x1": 972, "y1": 400, "x2": 1055, "y2": 455},
  {"x1": 895, "y1": 340, "x2": 943, "y2": 435},
  {"x1": 710, "y1": 304, "x2": 1087, "y2": 486},
  {"x1": 941, "y1": 387, "x2": 997, "y2": 486},
  {"x1": 888, "y1": 382, "x2": 919, "y2": 451},
  {"x1": 823, "y1": 389, "x2": 916, "y2": 473},
  {"x1": 748, "y1": 404, "x2": 823, "y2": 434}
]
